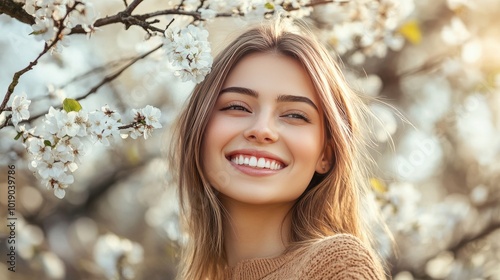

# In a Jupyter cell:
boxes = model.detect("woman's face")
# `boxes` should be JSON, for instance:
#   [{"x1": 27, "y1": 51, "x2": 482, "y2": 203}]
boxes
[{"x1": 202, "y1": 52, "x2": 327, "y2": 206}]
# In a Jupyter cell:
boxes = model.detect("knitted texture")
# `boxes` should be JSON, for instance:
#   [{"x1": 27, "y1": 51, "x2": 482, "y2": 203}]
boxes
[{"x1": 224, "y1": 234, "x2": 387, "y2": 280}]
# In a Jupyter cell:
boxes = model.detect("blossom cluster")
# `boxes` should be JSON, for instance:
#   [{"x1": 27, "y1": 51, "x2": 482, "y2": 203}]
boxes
[
  {"x1": 13, "y1": 97, "x2": 162, "y2": 199},
  {"x1": 316, "y1": 0, "x2": 415, "y2": 64},
  {"x1": 24, "y1": 0, "x2": 96, "y2": 51},
  {"x1": 163, "y1": 25, "x2": 213, "y2": 83},
  {"x1": 264, "y1": 0, "x2": 313, "y2": 19},
  {"x1": 93, "y1": 233, "x2": 144, "y2": 280},
  {"x1": 186, "y1": 0, "x2": 313, "y2": 21},
  {"x1": 10, "y1": 93, "x2": 32, "y2": 126},
  {"x1": 374, "y1": 179, "x2": 475, "y2": 248}
]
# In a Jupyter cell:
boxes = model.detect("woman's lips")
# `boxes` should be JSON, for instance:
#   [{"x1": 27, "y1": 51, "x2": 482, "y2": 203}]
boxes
[
  {"x1": 229, "y1": 154, "x2": 284, "y2": 170},
  {"x1": 225, "y1": 149, "x2": 287, "y2": 176},
  {"x1": 227, "y1": 159, "x2": 284, "y2": 176}
]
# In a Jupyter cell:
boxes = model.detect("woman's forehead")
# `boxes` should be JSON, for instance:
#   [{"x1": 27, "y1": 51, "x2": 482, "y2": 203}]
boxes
[{"x1": 222, "y1": 52, "x2": 321, "y2": 103}]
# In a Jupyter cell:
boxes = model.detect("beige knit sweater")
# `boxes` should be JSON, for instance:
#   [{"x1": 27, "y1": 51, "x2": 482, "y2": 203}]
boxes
[{"x1": 224, "y1": 234, "x2": 386, "y2": 280}]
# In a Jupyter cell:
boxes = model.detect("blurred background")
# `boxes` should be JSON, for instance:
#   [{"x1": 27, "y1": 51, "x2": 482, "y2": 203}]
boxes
[{"x1": 1, "y1": 0, "x2": 499, "y2": 279}]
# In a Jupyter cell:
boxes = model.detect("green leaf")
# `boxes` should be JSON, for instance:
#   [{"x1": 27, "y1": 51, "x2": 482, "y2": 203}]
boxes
[
  {"x1": 29, "y1": 30, "x2": 46, "y2": 36},
  {"x1": 264, "y1": 2, "x2": 275, "y2": 9},
  {"x1": 63, "y1": 98, "x2": 82, "y2": 112},
  {"x1": 44, "y1": 140, "x2": 52, "y2": 147},
  {"x1": 14, "y1": 132, "x2": 22, "y2": 140}
]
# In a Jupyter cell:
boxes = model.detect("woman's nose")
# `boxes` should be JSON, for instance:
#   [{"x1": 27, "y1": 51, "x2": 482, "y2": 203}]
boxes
[{"x1": 243, "y1": 113, "x2": 279, "y2": 143}]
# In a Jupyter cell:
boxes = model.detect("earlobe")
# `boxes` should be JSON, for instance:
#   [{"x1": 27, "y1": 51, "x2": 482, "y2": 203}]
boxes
[
  {"x1": 315, "y1": 155, "x2": 330, "y2": 174},
  {"x1": 315, "y1": 145, "x2": 332, "y2": 174}
]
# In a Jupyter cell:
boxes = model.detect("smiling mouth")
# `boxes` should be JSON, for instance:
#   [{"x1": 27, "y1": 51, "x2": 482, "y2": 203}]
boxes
[{"x1": 227, "y1": 154, "x2": 285, "y2": 170}]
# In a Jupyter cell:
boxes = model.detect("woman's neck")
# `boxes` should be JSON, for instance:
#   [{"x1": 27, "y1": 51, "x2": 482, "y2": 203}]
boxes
[{"x1": 222, "y1": 199, "x2": 293, "y2": 267}]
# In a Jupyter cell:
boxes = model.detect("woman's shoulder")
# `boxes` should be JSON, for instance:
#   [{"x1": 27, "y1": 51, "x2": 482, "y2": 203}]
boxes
[
  {"x1": 294, "y1": 233, "x2": 387, "y2": 279},
  {"x1": 307, "y1": 233, "x2": 369, "y2": 254}
]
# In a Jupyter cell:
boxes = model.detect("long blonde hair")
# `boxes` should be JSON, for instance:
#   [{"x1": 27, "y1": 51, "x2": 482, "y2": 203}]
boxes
[{"x1": 170, "y1": 19, "x2": 383, "y2": 280}]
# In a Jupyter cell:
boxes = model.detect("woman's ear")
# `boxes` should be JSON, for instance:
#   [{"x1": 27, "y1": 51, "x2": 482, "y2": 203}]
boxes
[{"x1": 315, "y1": 145, "x2": 332, "y2": 174}]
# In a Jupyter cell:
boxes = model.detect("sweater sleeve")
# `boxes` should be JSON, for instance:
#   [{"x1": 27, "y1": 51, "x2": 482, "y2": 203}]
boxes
[{"x1": 300, "y1": 234, "x2": 387, "y2": 280}]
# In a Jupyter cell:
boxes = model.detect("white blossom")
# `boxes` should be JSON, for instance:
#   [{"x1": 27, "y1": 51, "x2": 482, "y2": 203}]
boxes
[
  {"x1": 470, "y1": 185, "x2": 488, "y2": 205},
  {"x1": 53, "y1": 136, "x2": 76, "y2": 163},
  {"x1": 24, "y1": 0, "x2": 96, "y2": 50},
  {"x1": 93, "y1": 233, "x2": 144, "y2": 280},
  {"x1": 11, "y1": 93, "x2": 31, "y2": 126},
  {"x1": 27, "y1": 138, "x2": 53, "y2": 161},
  {"x1": 199, "y1": 8, "x2": 217, "y2": 20},
  {"x1": 17, "y1": 222, "x2": 44, "y2": 260},
  {"x1": 73, "y1": 109, "x2": 89, "y2": 137},
  {"x1": 37, "y1": 159, "x2": 65, "y2": 179},
  {"x1": 441, "y1": 17, "x2": 470, "y2": 46},
  {"x1": 141, "y1": 105, "x2": 162, "y2": 129},
  {"x1": 19, "y1": 104, "x2": 162, "y2": 199},
  {"x1": 127, "y1": 106, "x2": 162, "y2": 139},
  {"x1": 128, "y1": 125, "x2": 145, "y2": 140},
  {"x1": 57, "y1": 111, "x2": 80, "y2": 137},
  {"x1": 87, "y1": 110, "x2": 107, "y2": 135},
  {"x1": 44, "y1": 107, "x2": 64, "y2": 135},
  {"x1": 15, "y1": 124, "x2": 36, "y2": 139},
  {"x1": 164, "y1": 25, "x2": 213, "y2": 83},
  {"x1": 319, "y1": 0, "x2": 414, "y2": 60},
  {"x1": 44, "y1": 172, "x2": 74, "y2": 199}
]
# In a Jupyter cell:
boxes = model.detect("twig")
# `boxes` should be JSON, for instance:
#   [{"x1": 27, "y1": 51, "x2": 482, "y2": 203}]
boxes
[
  {"x1": 59, "y1": 55, "x2": 140, "y2": 89},
  {"x1": 449, "y1": 221, "x2": 500, "y2": 254},
  {"x1": 306, "y1": 0, "x2": 350, "y2": 8},
  {"x1": 122, "y1": 0, "x2": 128, "y2": 8},
  {"x1": 0, "y1": 0, "x2": 35, "y2": 25},
  {"x1": 125, "y1": 0, "x2": 144, "y2": 14},
  {"x1": 25, "y1": 43, "x2": 164, "y2": 123},
  {"x1": 118, "y1": 123, "x2": 138, "y2": 130},
  {"x1": 76, "y1": 43, "x2": 163, "y2": 101},
  {"x1": 23, "y1": 158, "x2": 150, "y2": 231},
  {"x1": 0, "y1": 115, "x2": 13, "y2": 129},
  {"x1": 196, "y1": 0, "x2": 206, "y2": 12},
  {"x1": 136, "y1": 9, "x2": 203, "y2": 21},
  {"x1": 69, "y1": 6, "x2": 242, "y2": 35},
  {"x1": 0, "y1": 2, "x2": 80, "y2": 114},
  {"x1": 176, "y1": 0, "x2": 187, "y2": 10}
]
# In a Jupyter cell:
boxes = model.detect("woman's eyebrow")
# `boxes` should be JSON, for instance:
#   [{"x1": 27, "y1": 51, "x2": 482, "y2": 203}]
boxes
[
  {"x1": 277, "y1": 95, "x2": 318, "y2": 112},
  {"x1": 219, "y1": 86, "x2": 318, "y2": 111},
  {"x1": 219, "y1": 86, "x2": 258, "y2": 97}
]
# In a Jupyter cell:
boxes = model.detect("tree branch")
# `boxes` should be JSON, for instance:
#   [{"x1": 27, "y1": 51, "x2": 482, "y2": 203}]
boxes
[
  {"x1": 24, "y1": 43, "x2": 164, "y2": 123},
  {"x1": 24, "y1": 157, "x2": 149, "y2": 230},
  {"x1": 449, "y1": 221, "x2": 500, "y2": 255},
  {"x1": 75, "y1": 43, "x2": 163, "y2": 101},
  {"x1": 124, "y1": 0, "x2": 144, "y2": 14},
  {"x1": 0, "y1": 115, "x2": 12, "y2": 129},
  {"x1": 0, "y1": 0, "x2": 35, "y2": 25},
  {"x1": 69, "y1": 9, "x2": 209, "y2": 34},
  {"x1": 60, "y1": 55, "x2": 140, "y2": 89},
  {"x1": 0, "y1": 2, "x2": 80, "y2": 116}
]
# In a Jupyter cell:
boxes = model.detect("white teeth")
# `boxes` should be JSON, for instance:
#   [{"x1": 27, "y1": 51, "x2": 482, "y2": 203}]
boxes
[
  {"x1": 249, "y1": 156, "x2": 257, "y2": 167},
  {"x1": 230, "y1": 155, "x2": 284, "y2": 170},
  {"x1": 257, "y1": 158, "x2": 266, "y2": 168}
]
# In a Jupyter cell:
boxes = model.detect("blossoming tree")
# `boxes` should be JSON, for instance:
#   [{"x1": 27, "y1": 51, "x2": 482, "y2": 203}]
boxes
[{"x1": 1, "y1": 0, "x2": 499, "y2": 279}]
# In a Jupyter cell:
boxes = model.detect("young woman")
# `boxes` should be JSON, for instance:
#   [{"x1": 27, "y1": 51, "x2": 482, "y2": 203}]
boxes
[{"x1": 170, "y1": 19, "x2": 388, "y2": 279}]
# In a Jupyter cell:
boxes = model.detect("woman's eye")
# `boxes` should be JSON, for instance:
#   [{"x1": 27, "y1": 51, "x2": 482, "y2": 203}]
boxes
[
  {"x1": 282, "y1": 113, "x2": 311, "y2": 123},
  {"x1": 221, "y1": 104, "x2": 250, "y2": 112}
]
